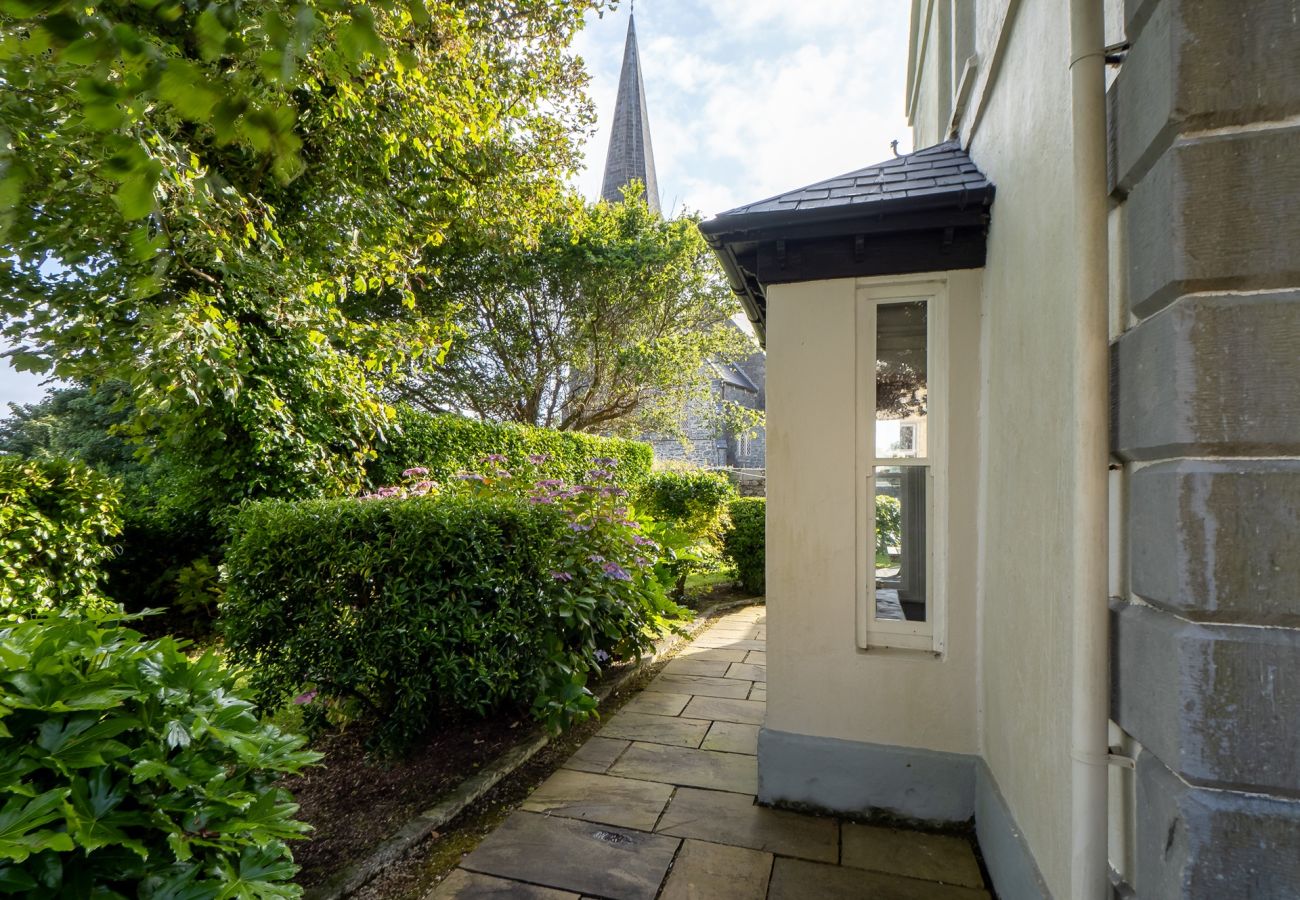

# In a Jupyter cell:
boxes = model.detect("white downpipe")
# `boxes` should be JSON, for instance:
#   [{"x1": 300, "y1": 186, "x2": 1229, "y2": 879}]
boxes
[{"x1": 1067, "y1": 0, "x2": 1111, "y2": 897}]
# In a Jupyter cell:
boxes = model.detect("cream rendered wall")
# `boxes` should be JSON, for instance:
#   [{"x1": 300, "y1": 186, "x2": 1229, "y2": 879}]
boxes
[
  {"x1": 958, "y1": 1, "x2": 1082, "y2": 897},
  {"x1": 909, "y1": 0, "x2": 953, "y2": 147},
  {"x1": 765, "y1": 270, "x2": 982, "y2": 755}
]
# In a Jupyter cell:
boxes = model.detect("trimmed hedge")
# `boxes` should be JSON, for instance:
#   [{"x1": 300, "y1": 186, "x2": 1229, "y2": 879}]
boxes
[
  {"x1": 0, "y1": 611, "x2": 318, "y2": 896},
  {"x1": 221, "y1": 481, "x2": 680, "y2": 751},
  {"x1": 637, "y1": 469, "x2": 737, "y2": 541},
  {"x1": 723, "y1": 498, "x2": 765, "y2": 595},
  {"x1": 369, "y1": 407, "x2": 652, "y2": 488},
  {"x1": 0, "y1": 456, "x2": 121, "y2": 614}
]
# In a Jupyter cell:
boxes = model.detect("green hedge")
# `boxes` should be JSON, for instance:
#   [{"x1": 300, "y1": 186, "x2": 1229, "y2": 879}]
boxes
[
  {"x1": 0, "y1": 611, "x2": 318, "y2": 896},
  {"x1": 0, "y1": 456, "x2": 121, "y2": 614},
  {"x1": 221, "y1": 485, "x2": 679, "y2": 752},
  {"x1": 723, "y1": 498, "x2": 765, "y2": 595},
  {"x1": 637, "y1": 469, "x2": 737, "y2": 541},
  {"x1": 369, "y1": 408, "x2": 652, "y2": 488}
]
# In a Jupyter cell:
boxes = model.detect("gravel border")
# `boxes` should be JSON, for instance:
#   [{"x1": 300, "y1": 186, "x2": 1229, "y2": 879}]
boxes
[{"x1": 305, "y1": 597, "x2": 759, "y2": 900}]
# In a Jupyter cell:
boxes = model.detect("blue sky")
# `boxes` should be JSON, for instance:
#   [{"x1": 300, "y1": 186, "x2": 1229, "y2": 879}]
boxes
[{"x1": 1, "y1": 2, "x2": 913, "y2": 408}]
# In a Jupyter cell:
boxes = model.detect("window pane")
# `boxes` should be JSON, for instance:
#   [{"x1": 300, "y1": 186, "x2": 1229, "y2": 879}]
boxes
[
  {"x1": 875, "y1": 301, "x2": 928, "y2": 459},
  {"x1": 874, "y1": 465, "x2": 927, "y2": 622}
]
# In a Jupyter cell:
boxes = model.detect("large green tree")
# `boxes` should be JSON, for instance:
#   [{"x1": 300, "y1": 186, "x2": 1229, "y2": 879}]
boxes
[
  {"x1": 0, "y1": 0, "x2": 602, "y2": 504},
  {"x1": 401, "y1": 189, "x2": 759, "y2": 438}
]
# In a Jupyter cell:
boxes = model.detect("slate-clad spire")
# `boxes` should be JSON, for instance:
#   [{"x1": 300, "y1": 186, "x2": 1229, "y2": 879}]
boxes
[{"x1": 600, "y1": 14, "x2": 660, "y2": 214}]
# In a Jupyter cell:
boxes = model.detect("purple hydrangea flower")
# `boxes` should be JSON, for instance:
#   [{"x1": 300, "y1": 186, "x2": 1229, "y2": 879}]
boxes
[
  {"x1": 594, "y1": 649, "x2": 611, "y2": 663},
  {"x1": 454, "y1": 472, "x2": 485, "y2": 482},
  {"x1": 495, "y1": 469, "x2": 511, "y2": 479},
  {"x1": 528, "y1": 454, "x2": 550, "y2": 464},
  {"x1": 602, "y1": 562, "x2": 632, "y2": 582},
  {"x1": 529, "y1": 495, "x2": 555, "y2": 504},
  {"x1": 550, "y1": 571, "x2": 573, "y2": 582},
  {"x1": 592, "y1": 457, "x2": 619, "y2": 468},
  {"x1": 569, "y1": 522, "x2": 593, "y2": 532},
  {"x1": 633, "y1": 534, "x2": 656, "y2": 546},
  {"x1": 402, "y1": 467, "x2": 429, "y2": 477},
  {"x1": 293, "y1": 690, "x2": 318, "y2": 706},
  {"x1": 536, "y1": 479, "x2": 564, "y2": 490},
  {"x1": 588, "y1": 554, "x2": 605, "y2": 563},
  {"x1": 482, "y1": 453, "x2": 508, "y2": 464}
]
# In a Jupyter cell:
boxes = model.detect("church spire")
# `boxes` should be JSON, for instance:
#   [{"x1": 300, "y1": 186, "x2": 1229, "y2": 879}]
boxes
[{"x1": 600, "y1": 13, "x2": 660, "y2": 214}]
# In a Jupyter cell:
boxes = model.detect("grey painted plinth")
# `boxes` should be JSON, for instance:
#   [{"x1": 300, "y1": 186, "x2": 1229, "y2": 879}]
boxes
[
  {"x1": 973, "y1": 763, "x2": 1050, "y2": 900},
  {"x1": 1135, "y1": 751, "x2": 1300, "y2": 900},
  {"x1": 757, "y1": 728, "x2": 976, "y2": 824}
]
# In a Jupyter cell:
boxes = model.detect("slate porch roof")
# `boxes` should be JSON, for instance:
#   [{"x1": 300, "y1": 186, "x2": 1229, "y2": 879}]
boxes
[
  {"x1": 717, "y1": 140, "x2": 990, "y2": 219},
  {"x1": 699, "y1": 141, "x2": 995, "y2": 345}
]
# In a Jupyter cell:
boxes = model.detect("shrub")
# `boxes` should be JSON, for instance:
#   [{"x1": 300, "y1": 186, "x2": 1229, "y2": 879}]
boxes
[
  {"x1": 637, "y1": 469, "x2": 737, "y2": 543},
  {"x1": 723, "y1": 498, "x2": 765, "y2": 595},
  {"x1": 0, "y1": 610, "x2": 319, "y2": 897},
  {"x1": 368, "y1": 407, "x2": 652, "y2": 489},
  {"x1": 0, "y1": 456, "x2": 121, "y2": 615},
  {"x1": 221, "y1": 459, "x2": 684, "y2": 751},
  {"x1": 875, "y1": 494, "x2": 902, "y2": 560}
]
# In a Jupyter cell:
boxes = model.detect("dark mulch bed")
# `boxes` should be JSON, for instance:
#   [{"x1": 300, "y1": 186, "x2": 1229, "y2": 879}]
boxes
[{"x1": 285, "y1": 713, "x2": 530, "y2": 889}]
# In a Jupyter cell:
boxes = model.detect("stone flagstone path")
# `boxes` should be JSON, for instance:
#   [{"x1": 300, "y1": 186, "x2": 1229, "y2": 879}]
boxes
[{"x1": 429, "y1": 605, "x2": 991, "y2": 899}]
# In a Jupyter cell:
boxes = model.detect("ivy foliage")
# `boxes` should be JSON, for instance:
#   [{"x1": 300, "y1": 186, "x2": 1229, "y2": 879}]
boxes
[
  {"x1": 0, "y1": 611, "x2": 320, "y2": 897},
  {"x1": 1, "y1": 0, "x2": 603, "y2": 506},
  {"x1": 401, "y1": 188, "x2": 759, "y2": 438},
  {"x1": 368, "y1": 407, "x2": 652, "y2": 489},
  {"x1": 0, "y1": 456, "x2": 122, "y2": 615},
  {"x1": 722, "y1": 497, "x2": 765, "y2": 596},
  {"x1": 222, "y1": 459, "x2": 685, "y2": 752}
]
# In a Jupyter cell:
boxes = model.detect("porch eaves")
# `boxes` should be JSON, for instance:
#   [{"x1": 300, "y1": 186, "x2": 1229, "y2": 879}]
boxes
[{"x1": 698, "y1": 140, "x2": 994, "y2": 346}]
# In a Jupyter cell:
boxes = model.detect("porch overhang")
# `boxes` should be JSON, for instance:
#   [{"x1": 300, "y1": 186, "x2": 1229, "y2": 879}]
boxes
[{"x1": 698, "y1": 140, "x2": 995, "y2": 346}]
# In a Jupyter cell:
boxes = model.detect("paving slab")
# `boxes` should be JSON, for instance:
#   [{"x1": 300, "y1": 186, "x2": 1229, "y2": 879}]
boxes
[
  {"x1": 620, "y1": 691, "x2": 691, "y2": 717},
  {"x1": 657, "y1": 839, "x2": 772, "y2": 900},
  {"x1": 744, "y1": 650, "x2": 767, "y2": 665},
  {"x1": 656, "y1": 787, "x2": 838, "y2": 863},
  {"x1": 748, "y1": 685, "x2": 767, "y2": 702},
  {"x1": 610, "y1": 742, "x2": 758, "y2": 794},
  {"x1": 700, "y1": 721, "x2": 759, "y2": 755},
  {"x1": 662, "y1": 657, "x2": 732, "y2": 677},
  {"x1": 841, "y1": 823, "x2": 985, "y2": 889},
  {"x1": 428, "y1": 868, "x2": 580, "y2": 899},
  {"x1": 682, "y1": 695, "x2": 766, "y2": 726},
  {"x1": 690, "y1": 637, "x2": 766, "y2": 652},
  {"x1": 562, "y1": 736, "x2": 629, "y2": 774},
  {"x1": 703, "y1": 626, "x2": 760, "y2": 640},
  {"x1": 521, "y1": 770, "x2": 674, "y2": 831},
  {"x1": 461, "y1": 811, "x2": 679, "y2": 900},
  {"x1": 645, "y1": 673, "x2": 753, "y2": 700},
  {"x1": 768, "y1": 857, "x2": 992, "y2": 899},
  {"x1": 599, "y1": 712, "x2": 710, "y2": 748},
  {"x1": 725, "y1": 662, "x2": 766, "y2": 683},
  {"x1": 677, "y1": 646, "x2": 748, "y2": 663}
]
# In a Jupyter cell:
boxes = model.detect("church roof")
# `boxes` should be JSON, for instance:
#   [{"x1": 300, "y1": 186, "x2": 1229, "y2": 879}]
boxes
[
  {"x1": 600, "y1": 15, "x2": 660, "y2": 214},
  {"x1": 698, "y1": 141, "x2": 995, "y2": 345}
]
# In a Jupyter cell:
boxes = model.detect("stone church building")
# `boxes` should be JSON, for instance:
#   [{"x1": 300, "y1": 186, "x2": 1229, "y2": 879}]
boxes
[{"x1": 599, "y1": 14, "x2": 766, "y2": 471}]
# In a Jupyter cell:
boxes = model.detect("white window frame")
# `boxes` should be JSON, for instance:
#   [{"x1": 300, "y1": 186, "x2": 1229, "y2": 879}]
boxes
[{"x1": 855, "y1": 277, "x2": 949, "y2": 654}]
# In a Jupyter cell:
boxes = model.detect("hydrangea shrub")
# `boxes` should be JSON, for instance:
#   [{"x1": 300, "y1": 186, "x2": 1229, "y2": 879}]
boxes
[{"x1": 221, "y1": 455, "x2": 686, "y2": 751}]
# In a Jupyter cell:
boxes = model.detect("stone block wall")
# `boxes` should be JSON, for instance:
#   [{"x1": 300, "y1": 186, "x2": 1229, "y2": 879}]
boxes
[{"x1": 1108, "y1": 2, "x2": 1300, "y2": 896}]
